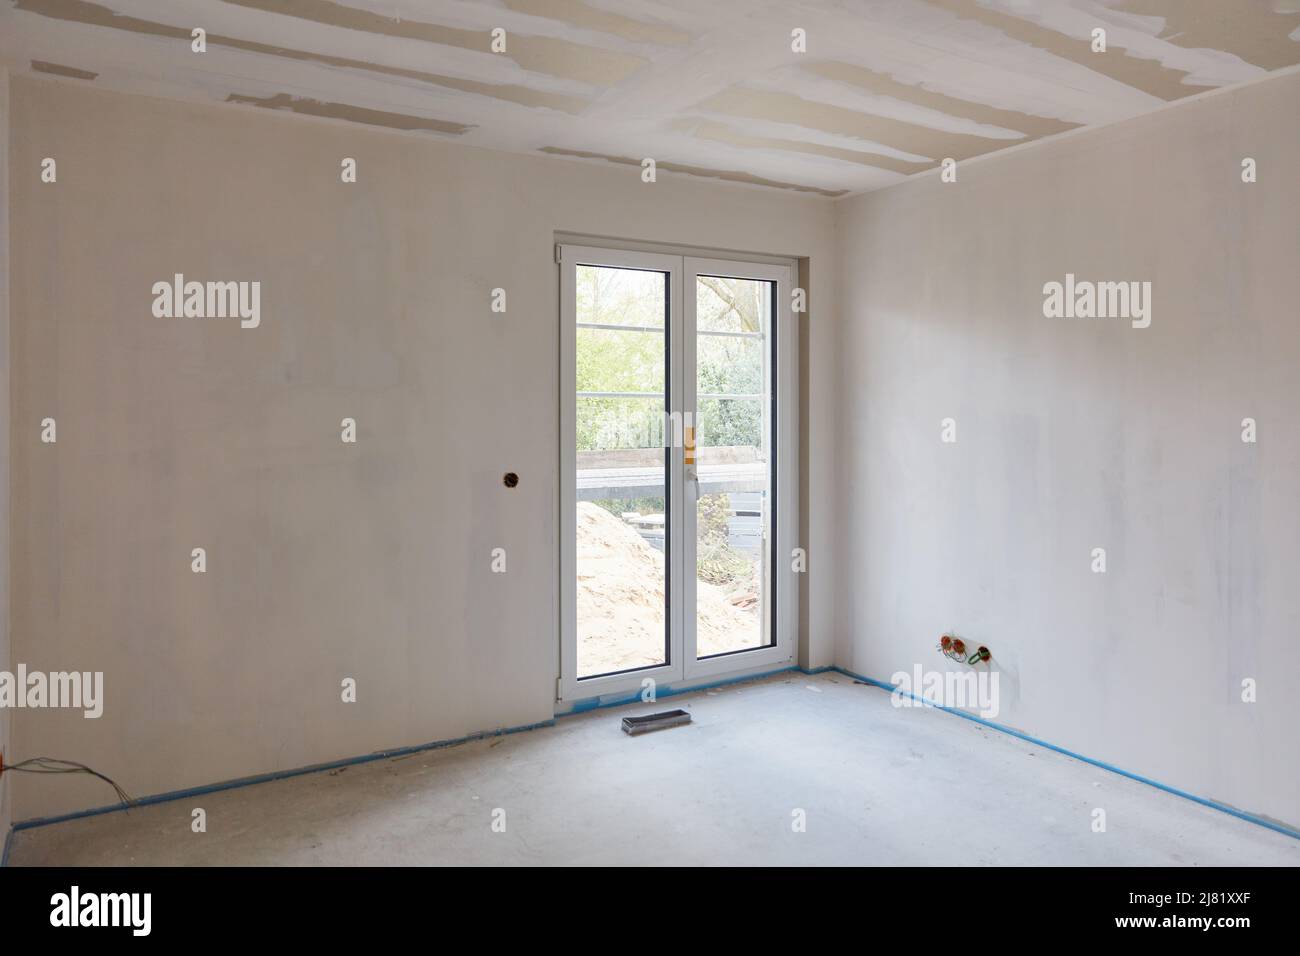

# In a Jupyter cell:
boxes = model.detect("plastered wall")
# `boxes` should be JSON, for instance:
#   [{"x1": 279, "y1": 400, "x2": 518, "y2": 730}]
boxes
[
  {"x1": 8, "y1": 76, "x2": 837, "y2": 821},
  {"x1": 0, "y1": 67, "x2": 13, "y2": 840},
  {"x1": 834, "y1": 71, "x2": 1300, "y2": 829}
]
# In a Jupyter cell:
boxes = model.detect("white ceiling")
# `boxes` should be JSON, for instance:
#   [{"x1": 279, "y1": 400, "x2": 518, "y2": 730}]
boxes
[{"x1": 4, "y1": 0, "x2": 1299, "y2": 197}]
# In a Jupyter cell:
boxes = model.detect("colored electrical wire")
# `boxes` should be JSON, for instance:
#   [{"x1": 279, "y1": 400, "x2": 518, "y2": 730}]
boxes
[{"x1": 1, "y1": 757, "x2": 135, "y2": 808}]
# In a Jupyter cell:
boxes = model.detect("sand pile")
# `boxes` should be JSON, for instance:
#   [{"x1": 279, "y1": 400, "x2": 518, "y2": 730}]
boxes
[{"x1": 576, "y1": 502, "x2": 760, "y2": 676}]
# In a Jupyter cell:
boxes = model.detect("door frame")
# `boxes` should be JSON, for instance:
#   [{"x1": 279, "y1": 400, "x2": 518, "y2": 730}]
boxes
[{"x1": 558, "y1": 242, "x2": 797, "y2": 703}]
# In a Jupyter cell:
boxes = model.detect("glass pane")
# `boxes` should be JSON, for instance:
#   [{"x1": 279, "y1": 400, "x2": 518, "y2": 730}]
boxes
[
  {"x1": 695, "y1": 274, "x2": 766, "y2": 334},
  {"x1": 695, "y1": 276, "x2": 773, "y2": 659},
  {"x1": 576, "y1": 265, "x2": 669, "y2": 679},
  {"x1": 577, "y1": 328, "x2": 665, "y2": 394},
  {"x1": 577, "y1": 265, "x2": 665, "y2": 328}
]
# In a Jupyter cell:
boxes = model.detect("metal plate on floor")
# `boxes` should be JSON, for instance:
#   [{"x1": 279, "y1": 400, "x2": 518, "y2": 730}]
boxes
[{"x1": 621, "y1": 709, "x2": 692, "y2": 735}]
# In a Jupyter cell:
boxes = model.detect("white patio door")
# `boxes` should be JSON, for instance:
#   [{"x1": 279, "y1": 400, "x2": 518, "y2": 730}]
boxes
[{"x1": 559, "y1": 244, "x2": 796, "y2": 703}]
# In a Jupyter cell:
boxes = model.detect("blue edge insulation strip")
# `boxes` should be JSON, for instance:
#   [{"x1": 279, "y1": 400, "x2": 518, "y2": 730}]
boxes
[{"x1": 4, "y1": 664, "x2": 1296, "y2": 865}]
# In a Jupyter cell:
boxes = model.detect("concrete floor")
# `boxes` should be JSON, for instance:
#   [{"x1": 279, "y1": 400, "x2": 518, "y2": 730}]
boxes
[{"x1": 8, "y1": 672, "x2": 1299, "y2": 866}]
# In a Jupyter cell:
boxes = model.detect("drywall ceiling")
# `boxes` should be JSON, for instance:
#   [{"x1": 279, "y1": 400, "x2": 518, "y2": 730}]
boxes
[{"x1": 3, "y1": 0, "x2": 1299, "y2": 197}]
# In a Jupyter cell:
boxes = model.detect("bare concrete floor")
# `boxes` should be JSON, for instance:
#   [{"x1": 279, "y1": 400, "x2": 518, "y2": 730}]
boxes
[{"x1": 8, "y1": 672, "x2": 1299, "y2": 866}]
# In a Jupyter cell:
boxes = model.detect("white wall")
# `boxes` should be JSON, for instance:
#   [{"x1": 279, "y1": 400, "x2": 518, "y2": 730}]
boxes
[
  {"x1": 9, "y1": 76, "x2": 837, "y2": 821},
  {"x1": 0, "y1": 67, "x2": 12, "y2": 840},
  {"x1": 835, "y1": 71, "x2": 1300, "y2": 828}
]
